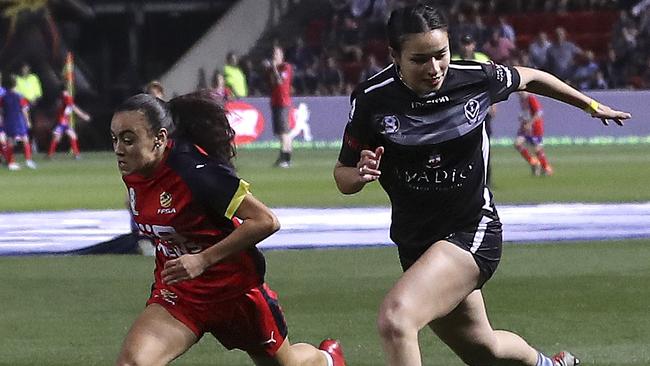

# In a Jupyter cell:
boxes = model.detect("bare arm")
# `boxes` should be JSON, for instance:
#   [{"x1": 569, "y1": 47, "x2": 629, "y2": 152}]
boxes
[
  {"x1": 72, "y1": 104, "x2": 91, "y2": 121},
  {"x1": 515, "y1": 66, "x2": 631, "y2": 125},
  {"x1": 333, "y1": 146, "x2": 384, "y2": 194},
  {"x1": 161, "y1": 194, "x2": 279, "y2": 284}
]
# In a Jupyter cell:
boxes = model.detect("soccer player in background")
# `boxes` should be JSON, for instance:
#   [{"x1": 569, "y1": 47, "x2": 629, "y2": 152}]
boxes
[
  {"x1": 46, "y1": 88, "x2": 91, "y2": 159},
  {"x1": 264, "y1": 44, "x2": 295, "y2": 168},
  {"x1": 111, "y1": 92, "x2": 346, "y2": 366},
  {"x1": 0, "y1": 74, "x2": 36, "y2": 170},
  {"x1": 333, "y1": 5, "x2": 630, "y2": 366},
  {"x1": 515, "y1": 91, "x2": 553, "y2": 176}
]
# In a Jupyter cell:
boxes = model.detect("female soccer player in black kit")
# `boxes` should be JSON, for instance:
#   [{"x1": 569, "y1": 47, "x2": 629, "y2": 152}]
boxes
[
  {"x1": 111, "y1": 93, "x2": 345, "y2": 366},
  {"x1": 333, "y1": 5, "x2": 630, "y2": 366}
]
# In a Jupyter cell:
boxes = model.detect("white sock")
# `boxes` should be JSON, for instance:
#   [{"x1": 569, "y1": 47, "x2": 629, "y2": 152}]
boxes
[
  {"x1": 320, "y1": 350, "x2": 334, "y2": 366},
  {"x1": 537, "y1": 352, "x2": 555, "y2": 366}
]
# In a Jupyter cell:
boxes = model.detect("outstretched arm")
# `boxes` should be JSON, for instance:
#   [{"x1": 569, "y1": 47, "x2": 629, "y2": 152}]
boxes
[{"x1": 514, "y1": 66, "x2": 631, "y2": 126}]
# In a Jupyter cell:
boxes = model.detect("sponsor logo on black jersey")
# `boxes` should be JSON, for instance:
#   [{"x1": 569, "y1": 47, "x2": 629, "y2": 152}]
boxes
[
  {"x1": 411, "y1": 95, "x2": 450, "y2": 109},
  {"x1": 398, "y1": 163, "x2": 475, "y2": 192},
  {"x1": 425, "y1": 153, "x2": 442, "y2": 169},
  {"x1": 464, "y1": 99, "x2": 480, "y2": 124},
  {"x1": 380, "y1": 115, "x2": 400, "y2": 134}
]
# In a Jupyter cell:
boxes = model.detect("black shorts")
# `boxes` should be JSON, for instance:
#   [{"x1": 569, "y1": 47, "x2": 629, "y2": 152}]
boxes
[
  {"x1": 397, "y1": 209, "x2": 502, "y2": 288},
  {"x1": 272, "y1": 106, "x2": 290, "y2": 135}
]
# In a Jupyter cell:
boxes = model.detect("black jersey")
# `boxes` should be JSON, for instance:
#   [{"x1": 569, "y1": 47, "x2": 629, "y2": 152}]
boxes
[{"x1": 338, "y1": 60, "x2": 521, "y2": 249}]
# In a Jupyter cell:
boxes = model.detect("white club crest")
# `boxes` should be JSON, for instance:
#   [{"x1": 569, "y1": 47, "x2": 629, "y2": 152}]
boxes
[
  {"x1": 464, "y1": 99, "x2": 480, "y2": 125},
  {"x1": 381, "y1": 115, "x2": 399, "y2": 134}
]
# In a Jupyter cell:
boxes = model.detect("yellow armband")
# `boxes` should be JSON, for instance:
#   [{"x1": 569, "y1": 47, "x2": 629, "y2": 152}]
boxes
[{"x1": 583, "y1": 99, "x2": 600, "y2": 114}]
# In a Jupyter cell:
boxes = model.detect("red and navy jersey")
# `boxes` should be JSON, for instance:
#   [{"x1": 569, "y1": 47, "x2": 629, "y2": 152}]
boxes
[
  {"x1": 123, "y1": 139, "x2": 265, "y2": 303},
  {"x1": 270, "y1": 62, "x2": 292, "y2": 107},
  {"x1": 0, "y1": 90, "x2": 29, "y2": 134},
  {"x1": 56, "y1": 91, "x2": 75, "y2": 125},
  {"x1": 519, "y1": 94, "x2": 544, "y2": 136},
  {"x1": 338, "y1": 60, "x2": 520, "y2": 249}
]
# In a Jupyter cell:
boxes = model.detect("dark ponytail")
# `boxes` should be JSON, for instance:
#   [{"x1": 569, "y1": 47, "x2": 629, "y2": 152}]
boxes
[
  {"x1": 387, "y1": 5, "x2": 448, "y2": 54},
  {"x1": 115, "y1": 91, "x2": 236, "y2": 165},
  {"x1": 168, "y1": 91, "x2": 236, "y2": 165}
]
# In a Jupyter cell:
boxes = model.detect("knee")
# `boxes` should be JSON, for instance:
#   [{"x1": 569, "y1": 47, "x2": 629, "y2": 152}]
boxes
[
  {"x1": 376, "y1": 298, "x2": 417, "y2": 340},
  {"x1": 115, "y1": 350, "x2": 146, "y2": 366}
]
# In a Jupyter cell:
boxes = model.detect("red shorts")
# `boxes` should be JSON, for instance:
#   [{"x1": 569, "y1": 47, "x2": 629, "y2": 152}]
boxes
[{"x1": 147, "y1": 283, "x2": 288, "y2": 357}]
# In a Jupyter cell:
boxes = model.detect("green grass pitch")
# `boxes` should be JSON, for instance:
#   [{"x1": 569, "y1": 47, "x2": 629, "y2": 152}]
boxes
[
  {"x1": 1, "y1": 144, "x2": 650, "y2": 211},
  {"x1": 1, "y1": 242, "x2": 649, "y2": 365},
  {"x1": 1, "y1": 144, "x2": 649, "y2": 365}
]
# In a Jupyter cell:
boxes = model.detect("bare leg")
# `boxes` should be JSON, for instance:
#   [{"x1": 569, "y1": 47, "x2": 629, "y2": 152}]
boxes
[
  {"x1": 430, "y1": 290, "x2": 539, "y2": 365},
  {"x1": 115, "y1": 304, "x2": 198, "y2": 366},
  {"x1": 249, "y1": 338, "x2": 328, "y2": 366},
  {"x1": 376, "y1": 240, "x2": 482, "y2": 366}
]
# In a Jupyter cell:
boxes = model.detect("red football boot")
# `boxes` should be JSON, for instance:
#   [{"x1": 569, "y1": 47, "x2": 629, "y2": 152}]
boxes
[{"x1": 318, "y1": 339, "x2": 346, "y2": 366}]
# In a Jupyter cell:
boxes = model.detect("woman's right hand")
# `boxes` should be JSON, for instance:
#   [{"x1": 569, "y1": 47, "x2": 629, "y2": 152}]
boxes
[{"x1": 357, "y1": 146, "x2": 384, "y2": 183}]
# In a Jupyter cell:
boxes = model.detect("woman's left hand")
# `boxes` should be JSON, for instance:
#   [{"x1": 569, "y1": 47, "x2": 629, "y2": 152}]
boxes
[
  {"x1": 162, "y1": 254, "x2": 209, "y2": 284},
  {"x1": 588, "y1": 103, "x2": 631, "y2": 126}
]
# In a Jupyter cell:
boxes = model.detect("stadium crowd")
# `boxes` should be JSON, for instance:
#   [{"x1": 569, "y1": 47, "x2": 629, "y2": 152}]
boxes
[{"x1": 215, "y1": 0, "x2": 650, "y2": 96}]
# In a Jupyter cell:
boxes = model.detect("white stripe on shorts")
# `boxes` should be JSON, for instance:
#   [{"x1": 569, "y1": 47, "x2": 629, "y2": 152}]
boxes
[{"x1": 470, "y1": 215, "x2": 492, "y2": 253}]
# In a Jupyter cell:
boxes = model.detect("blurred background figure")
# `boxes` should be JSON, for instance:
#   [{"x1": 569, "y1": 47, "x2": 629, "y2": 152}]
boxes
[
  {"x1": 46, "y1": 88, "x2": 91, "y2": 159},
  {"x1": 0, "y1": 74, "x2": 36, "y2": 170},
  {"x1": 264, "y1": 44, "x2": 294, "y2": 168},
  {"x1": 224, "y1": 52, "x2": 248, "y2": 98},
  {"x1": 209, "y1": 71, "x2": 234, "y2": 102},
  {"x1": 546, "y1": 27, "x2": 582, "y2": 82},
  {"x1": 515, "y1": 91, "x2": 553, "y2": 176},
  {"x1": 15, "y1": 63, "x2": 43, "y2": 107}
]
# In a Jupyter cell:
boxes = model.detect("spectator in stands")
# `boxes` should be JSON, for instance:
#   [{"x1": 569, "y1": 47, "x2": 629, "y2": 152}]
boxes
[
  {"x1": 264, "y1": 45, "x2": 295, "y2": 168},
  {"x1": 497, "y1": 16, "x2": 516, "y2": 43},
  {"x1": 601, "y1": 46, "x2": 626, "y2": 89},
  {"x1": 111, "y1": 92, "x2": 346, "y2": 366},
  {"x1": 223, "y1": 52, "x2": 248, "y2": 98},
  {"x1": 302, "y1": 57, "x2": 321, "y2": 95},
  {"x1": 0, "y1": 74, "x2": 36, "y2": 170},
  {"x1": 240, "y1": 57, "x2": 264, "y2": 96},
  {"x1": 209, "y1": 71, "x2": 233, "y2": 102},
  {"x1": 319, "y1": 55, "x2": 344, "y2": 95},
  {"x1": 482, "y1": 28, "x2": 516, "y2": 64},
  {"x1": 286, "y1": 37, "x2": 316, "y2": 95},
  {"x1": 359, "y1": 54, "x2": 384, "y2": 81},
  {"x1": 546, "y1": 27, "x2": 582, "y2": 81},
  {"x1": 528, "y1": 32, "x2": 552, "y2": 70},
  {"x1": 339, "y1": 14, "x2": 364, "y2": 62},
  {"x1": 452, "y1": 34, "x2": 490, "y2": 62},
  {"x1": 144, "y1": 81, "x2": 165, "y2": 100},
  {"x1": 639, "y1": 54, "x2": 650, "y2": 88},
  {"x1": 15, "y1": 62, "x2": 42, "y2": 106},
  {"x1": 572, "y1": 50, "x2": 602, "y2": 90}
]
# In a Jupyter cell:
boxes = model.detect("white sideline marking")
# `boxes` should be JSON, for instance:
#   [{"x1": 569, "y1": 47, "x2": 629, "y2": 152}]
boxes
[{"x1": 1, "y1": 203, "x2": 650, "y2": 255}]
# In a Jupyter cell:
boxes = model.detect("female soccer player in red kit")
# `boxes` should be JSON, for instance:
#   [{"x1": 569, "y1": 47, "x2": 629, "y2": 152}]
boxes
[
  {"x1": 111, "y1": 92, "x2": 345, "y2": 366},
  {"x1": 515, "y1": 91, "x2": 552, "y2": 176},
  {"x1": 47, "y1": 89, "x2": 90, "y2": 159}
]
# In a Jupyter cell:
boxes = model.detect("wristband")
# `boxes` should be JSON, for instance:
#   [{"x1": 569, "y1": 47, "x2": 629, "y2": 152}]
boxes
[{"x1": 583, "y1": 99, "x2": 600, "y2": 114}]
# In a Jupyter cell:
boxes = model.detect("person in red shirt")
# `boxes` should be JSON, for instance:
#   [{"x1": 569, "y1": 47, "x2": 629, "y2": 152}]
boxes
[
  {"x1": 110, "y1": 92, "x2": 346, "y2": 366},
  {"x1": 515, "y1": 91, "x2": 552, "y2": 176},
  {"x1": 264, "y1": 45, "x2": 294, "y2": 168},
  {"x1": 47, "y1": 89, "x2": 91, "y2": 159}
]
